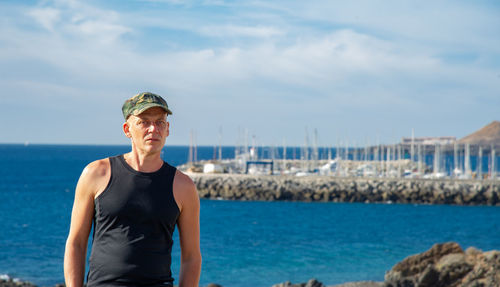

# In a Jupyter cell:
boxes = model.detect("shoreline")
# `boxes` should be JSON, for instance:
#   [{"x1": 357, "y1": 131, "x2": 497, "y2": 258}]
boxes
[
  {"x1": 3, "y1": 242, "x2": 498, "y2": 287},
  {"x1": 190, "y1": 173, "x2": 500, "y2": 205}
]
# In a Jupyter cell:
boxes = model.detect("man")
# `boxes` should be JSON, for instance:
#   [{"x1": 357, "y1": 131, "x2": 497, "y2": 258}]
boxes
[{"x1": 64, "y1": 92, "x2": 201, "y2": 287}]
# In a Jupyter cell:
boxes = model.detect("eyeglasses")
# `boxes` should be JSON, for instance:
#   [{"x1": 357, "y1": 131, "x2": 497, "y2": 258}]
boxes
[{"x1": 135, "y1": 119, "x2": 168, "y2": 130}]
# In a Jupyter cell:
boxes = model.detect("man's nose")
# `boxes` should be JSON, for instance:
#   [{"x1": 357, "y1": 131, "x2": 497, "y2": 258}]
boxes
[
  {"x1": 148, "y1": 123, "x2": 158, "y2": 132},
  {"x1": 147, "y1": 121, "x2": 164, "y2": 132}
]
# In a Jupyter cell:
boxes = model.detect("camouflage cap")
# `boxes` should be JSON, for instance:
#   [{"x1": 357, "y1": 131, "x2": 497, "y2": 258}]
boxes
[{"x1": 122, "y1": 92, "x2": 172, "y2": 120}]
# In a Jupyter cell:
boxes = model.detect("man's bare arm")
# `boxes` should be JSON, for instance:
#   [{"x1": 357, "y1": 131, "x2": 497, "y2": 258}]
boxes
[
  {"x1": 64, "y1": 159, "x2": 110, "y2": 287},
  {"x1": 174, "y1": 171, "x2": 202, "y2": 287}
]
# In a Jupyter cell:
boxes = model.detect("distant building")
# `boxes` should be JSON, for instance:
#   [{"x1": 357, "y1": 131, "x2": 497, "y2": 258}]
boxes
[{"x1": 401, "y1": 136, "x2": 456, "y2": 145}]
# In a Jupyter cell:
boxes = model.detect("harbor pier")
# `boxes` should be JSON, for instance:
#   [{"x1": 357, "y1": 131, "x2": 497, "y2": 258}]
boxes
[{"x1": 189, "y1": 173, "x2": 500, "y2": 205}]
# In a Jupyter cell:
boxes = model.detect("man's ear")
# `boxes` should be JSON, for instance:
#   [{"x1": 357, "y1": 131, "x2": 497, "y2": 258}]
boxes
[
  {"x1": 166, "y1": 121, "x2": 170, "y2": 137},
  {"x1": 123, "y1": 121, "x2": 132, "y2": 138}
]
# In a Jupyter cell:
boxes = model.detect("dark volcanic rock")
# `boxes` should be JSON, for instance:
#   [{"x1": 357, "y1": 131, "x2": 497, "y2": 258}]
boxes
[
  {"x1": 272, "y1": 278, "x2": 326, "y2": 287},
  {"x1": 0, "y1": 278, "x2": 36, "y2": 287},
  {"x1": 384, "y1": 242, "x2": 500, "y2": 287},
  {"x1": 0, "y1": 278, "x2": 68, "y2": 287},
  {"x1": 272, "y1": 279, "x2": 383, "y2": 287},
  {"x1": 331, "y1": 282, "x2": 383, "y2": 287}
]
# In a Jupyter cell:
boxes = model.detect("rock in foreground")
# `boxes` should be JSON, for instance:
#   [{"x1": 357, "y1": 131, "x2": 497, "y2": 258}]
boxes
[
  {"x1": 0, "y1": 278, "x2": 65, "y2": 287},
  {"x1": 271, "y1": 279, "x2": 383, "y2": 287},
  {"x1": 0, "y1": 278, "x2": 36, "y2": 287},
  {"x1": 272, "y1": 278, "x2": 325, "y2": 287},
  {"x1": 331, "y1": 282, "x2": 383, "y2": 287},
  {"x1": 384, "y1": 242, "x2": 500, "y2": 287}
]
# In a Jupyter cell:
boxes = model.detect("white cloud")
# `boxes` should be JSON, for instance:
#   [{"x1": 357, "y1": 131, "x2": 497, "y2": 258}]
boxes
[
  {"x1": 27, "y1": 7, "x2": 61, "y2": 31},
  {"x1": 67, "y1": 20, "x2": 131, "y2": 43},
  {"x1": 199, "y1": 25, "x2": 284, "y2": 38},
  {"x1": 290, "y1": 1, "x2": 500, "y2": 55},
  {"x1": 25, "y1": 0, "x2": 131, "y2": 44}
]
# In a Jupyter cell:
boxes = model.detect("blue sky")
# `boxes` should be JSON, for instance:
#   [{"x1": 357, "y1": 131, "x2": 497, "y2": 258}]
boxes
[{"x1": 1, "y1": 0, "x2": 499, "y2": 146}]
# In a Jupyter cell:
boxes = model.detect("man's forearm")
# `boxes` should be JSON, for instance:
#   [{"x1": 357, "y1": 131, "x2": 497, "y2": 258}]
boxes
[
  {"x1": 64, "y1": 242, "x2": 87, "y2": 287},
  {"x1": 179, "y1": 257, "x2": 202, "y2": 287}
]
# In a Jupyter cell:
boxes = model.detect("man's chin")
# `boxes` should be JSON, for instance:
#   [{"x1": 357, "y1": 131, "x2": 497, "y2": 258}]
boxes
[{"x1": 143, "y1": 142, "x2": 164, "y2": 153}]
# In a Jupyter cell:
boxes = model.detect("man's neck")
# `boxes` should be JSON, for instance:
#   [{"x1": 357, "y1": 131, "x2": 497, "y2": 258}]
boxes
[{"x1": 124, "y1": 150, "x2": 164, "y2": 173}]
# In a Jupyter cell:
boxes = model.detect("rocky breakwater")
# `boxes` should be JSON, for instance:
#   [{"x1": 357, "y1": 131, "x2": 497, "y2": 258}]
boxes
[{"x1": 189, "y1": 173, "x2": 500, "y2": 205}]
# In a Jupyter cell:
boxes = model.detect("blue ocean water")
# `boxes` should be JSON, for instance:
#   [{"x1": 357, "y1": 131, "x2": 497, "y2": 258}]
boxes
[{"x1": 1, "y1": 144, "x2": 500, "y2": 287}]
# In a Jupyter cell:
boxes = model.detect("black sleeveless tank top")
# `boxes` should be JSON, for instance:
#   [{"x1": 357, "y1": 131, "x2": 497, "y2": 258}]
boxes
[{"x1": 87, "y1": 155, "x2": 180, "y2": 287}]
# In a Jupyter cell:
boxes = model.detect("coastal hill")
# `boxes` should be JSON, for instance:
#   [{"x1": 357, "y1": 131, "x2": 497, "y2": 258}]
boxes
[{"x1": 458, "y1": 120, "x2": 500, "y2": 147}]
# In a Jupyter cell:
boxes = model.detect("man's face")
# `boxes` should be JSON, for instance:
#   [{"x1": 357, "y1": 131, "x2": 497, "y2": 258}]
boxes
[{"x1": 124, "y1": 107, "x2": 169, "y2": 155}]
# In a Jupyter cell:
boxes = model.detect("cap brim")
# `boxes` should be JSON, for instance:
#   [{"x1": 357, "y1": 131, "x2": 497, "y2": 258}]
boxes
[{"x1": 132, "y1": 103, "x2": 173, "y2": 115}]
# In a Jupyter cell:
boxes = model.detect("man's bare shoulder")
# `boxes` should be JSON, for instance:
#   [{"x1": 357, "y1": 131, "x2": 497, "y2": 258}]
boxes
[
  {"x1": 77, "y1": 158, "x2": 111, "y2": 199},
  {"x1": 81, "y1": 158, "x2": 110, "y2": 180},
  {"x1": 173, "y1": 170, "x2": 198, "y2": 210},
  {"x1": 173, "y1": 170, "x2": 196, "y2": 193},
  {"x1": 78, "y1": 158, "x2": 111, "y2": 196}
]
